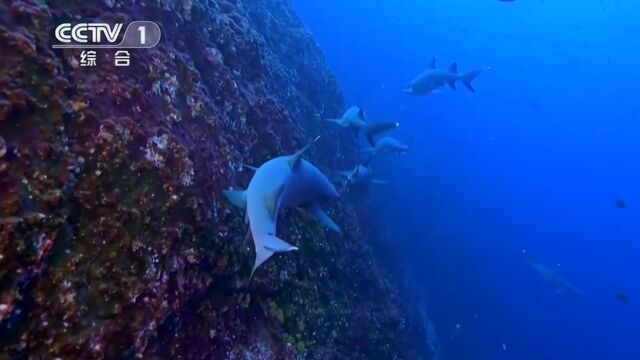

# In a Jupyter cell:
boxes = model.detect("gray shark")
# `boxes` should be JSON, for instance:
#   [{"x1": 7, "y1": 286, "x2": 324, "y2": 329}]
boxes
[
  {"x1": 367, "y1": 136, "x2": 411, "y2": 155},
  {"x1": 404, "y1": 57, "x2": 481, "y2": 95},
  {"x1": 338, "y1": 160, "x2": 388, "y2": 188},
  {"x1": 223, "y1": 137, "x2": 341, "y2": 287},
  {"x1": 528, "y1": 261, "x2": 584, "y2": 299},
  {"x1": 363, "y1": 121, "x2": 400, "y2": 146},
  {"x1": 326, "y1": 106, "x2": 367, "y2": 131},
  {"x1": 327, "y1": 106, "x2": 400, "y2": 141}
]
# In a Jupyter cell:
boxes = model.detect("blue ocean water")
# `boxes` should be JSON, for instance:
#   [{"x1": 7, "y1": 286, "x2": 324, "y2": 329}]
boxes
[{"x1": 293, "y1": 0, "x2": 640, "y2": 359}]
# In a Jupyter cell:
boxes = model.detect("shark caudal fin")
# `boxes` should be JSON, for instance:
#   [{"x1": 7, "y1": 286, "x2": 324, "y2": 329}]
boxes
[
  {"x1": 244, "y1": 235, "x2": 298, "y2": 295},
  {"x1": 460, "y1": 70, "x2": 481, "y2": 93},
  {"x1": 223, "y1": 189, "x2": 247, "y2": 209}
]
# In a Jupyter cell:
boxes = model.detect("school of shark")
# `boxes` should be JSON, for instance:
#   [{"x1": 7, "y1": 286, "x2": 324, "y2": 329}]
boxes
[{"x1": 223, "y1": 57, "x2": 486, "y2": 292}]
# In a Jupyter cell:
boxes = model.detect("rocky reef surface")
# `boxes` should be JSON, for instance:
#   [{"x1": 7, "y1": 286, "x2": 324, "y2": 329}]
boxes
[{"x1": 0, "y1": 0, "x2": 432, "y2": 358}]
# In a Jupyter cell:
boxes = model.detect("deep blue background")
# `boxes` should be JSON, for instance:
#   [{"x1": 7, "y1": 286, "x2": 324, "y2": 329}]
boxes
[{"x1": 292, "y1": 0, "x2": 640, "y2": 359}]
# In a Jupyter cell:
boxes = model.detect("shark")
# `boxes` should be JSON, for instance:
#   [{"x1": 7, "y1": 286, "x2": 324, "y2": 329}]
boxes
[
  {"x1": 338, "y1": 159, "x2": 388, "y2": 188},
  {"x1": 326, "y1": 105, "x2": 367, "y2": 131},
  {"x1": 223, "y1": 137, "x2": 341, "y2": 289},
  {"x1": 528, "y1": 260, "x2": 584, "y2": 299},
  {"x1": 404, "y1": 57, "x2": 482, "y2": 95},
  {"x1": 326, "y1": 105, "x2": 400, "y2": 141},
  {"x1": 365, "y1": 136, "x2": 411, "y2": 155}
]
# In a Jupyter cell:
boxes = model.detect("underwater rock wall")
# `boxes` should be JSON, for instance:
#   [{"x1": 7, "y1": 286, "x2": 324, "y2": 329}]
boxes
[{"x1": 0, "y1": 0, "x2": 431, "y2": 358}]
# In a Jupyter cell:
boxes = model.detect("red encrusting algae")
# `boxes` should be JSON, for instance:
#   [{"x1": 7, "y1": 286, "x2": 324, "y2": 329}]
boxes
[{"x1": 0, "y1": 0, "x2": 433, "y2": 358}]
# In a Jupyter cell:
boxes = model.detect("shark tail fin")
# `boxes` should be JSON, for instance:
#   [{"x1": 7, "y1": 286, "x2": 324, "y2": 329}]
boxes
[
  {"x1": 461, "y1": 70, "x2": 481, "y2": 93},
  {"x1": 223, "y1": 189, "x2": 247, "y2": 209},
  {"x1": 244, "y1": 235, "x2": 298, "y2": 296}
]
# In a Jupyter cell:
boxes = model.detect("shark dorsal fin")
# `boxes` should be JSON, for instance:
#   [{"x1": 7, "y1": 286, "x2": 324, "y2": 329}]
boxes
[
  {"x1": 288, "y1": 136, "x2": 320, "y2": 170},
  {"x1": 264, "y1": 184, "x2": 284, "y2": 220},
  {"x1": 449, "y1": 62, "x2": 458, "y2": 74},
  {"x1": 429, "y1": 57, "x2": 437, "y2": 69}
]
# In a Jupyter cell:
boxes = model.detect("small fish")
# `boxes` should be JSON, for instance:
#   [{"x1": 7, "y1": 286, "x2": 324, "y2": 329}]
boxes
[
  {"x1": 615, "y1": 198, "x2": 627, "y2": 209},
  {"x1": 616, "y1": 293, "x2": 629, "y2": 304}
]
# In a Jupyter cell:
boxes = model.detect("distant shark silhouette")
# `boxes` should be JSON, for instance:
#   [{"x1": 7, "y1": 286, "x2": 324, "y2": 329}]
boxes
[
  {"x1": 364, "y1": 136, "x2": 411, "y2": 155},
  {"x1": 528, "y1": 260, "x2": 584, "y2": 299},
  {"x1": 338, "y1": 158, "x2": 388, "y2": 188},
  {"x1": 223, "y1": 137, "x2": 341, "y2": 291},
  {"x1": 326, "y1": 105, "x2": 399, "y2": 141},
  {"x1": 404, "y1": 57, "x2": 481, "y2": 95}
]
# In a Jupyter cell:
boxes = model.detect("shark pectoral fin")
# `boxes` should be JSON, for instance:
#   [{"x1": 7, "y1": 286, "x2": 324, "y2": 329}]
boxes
[
  {"x1": 223, "y1": 189, "x2": 247, "y2": 209},
  {"x1": 264, "y1": 185, "x2": 284, "y2": 220},
  {"x1": 288, "y1": 136, "x2": 321, "y2": 170},
  {"x1": 372, "y1": 179, "x2": 389, "y2": 185},
  {"x1": 243, "y1": 164, "x2": 258, "y2": 172},
  {"x1": 447, "y1": 80, "x2": 457, "y2": 90},
  {"x1": 304, "y1": 203, "x2": 342, "y2": 233}
]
